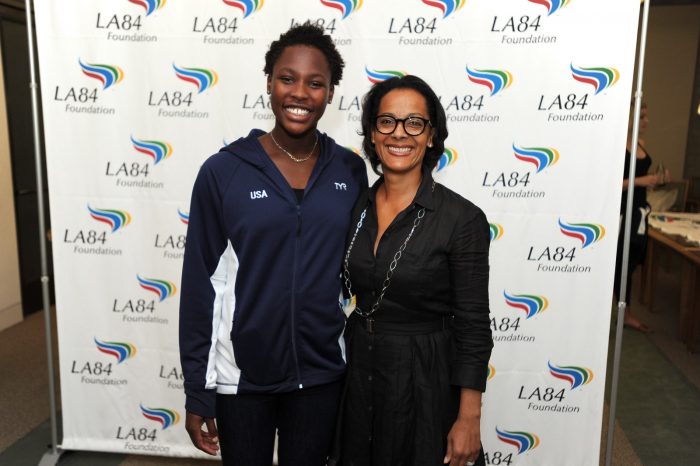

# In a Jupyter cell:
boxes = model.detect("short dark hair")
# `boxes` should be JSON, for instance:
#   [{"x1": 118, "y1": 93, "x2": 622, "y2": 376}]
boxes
[
  {"x1": 264, "y1": 23, "x2": 344, "y2": 87},
  {"x1": 361, "y1": 75, "x2": 448, "y2": 175}
]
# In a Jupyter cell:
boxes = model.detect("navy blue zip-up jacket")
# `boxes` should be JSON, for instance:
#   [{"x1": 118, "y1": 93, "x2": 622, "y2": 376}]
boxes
[{"x1": 179, "y1": 129, "x2": 368, "y2": 418}]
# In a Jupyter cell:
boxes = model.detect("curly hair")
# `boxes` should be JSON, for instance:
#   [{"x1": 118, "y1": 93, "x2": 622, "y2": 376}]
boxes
[
  {"x1": 361, "y1": 75, "x2": 448, "y2": 175},
  {"x1": 264, "y1": 23, "x2": 345, "y2": 86}
]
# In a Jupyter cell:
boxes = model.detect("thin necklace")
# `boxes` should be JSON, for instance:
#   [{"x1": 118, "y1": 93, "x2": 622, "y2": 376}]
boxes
[{"x1": 269, "y1": 131, "x2": 318, "y2": 163}]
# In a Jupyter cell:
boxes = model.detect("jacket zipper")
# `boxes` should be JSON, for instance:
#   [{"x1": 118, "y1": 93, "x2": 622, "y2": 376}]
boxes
[
  {"x1": 290, "y1": 202, "x2": 303, "y2": 389},
  {"x1": 287, "y1": 141, "x2": 331, "y2": 390}
]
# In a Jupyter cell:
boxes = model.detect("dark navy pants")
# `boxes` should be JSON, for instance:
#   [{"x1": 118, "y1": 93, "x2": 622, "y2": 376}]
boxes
[{"x1": 216, "y1": 380, "x2": 343, "y2": 466}]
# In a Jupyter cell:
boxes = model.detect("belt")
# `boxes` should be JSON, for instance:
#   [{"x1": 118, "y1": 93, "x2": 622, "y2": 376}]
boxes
[{"x1": 350, "y1": 312, "x2": 453, "y2": 335}]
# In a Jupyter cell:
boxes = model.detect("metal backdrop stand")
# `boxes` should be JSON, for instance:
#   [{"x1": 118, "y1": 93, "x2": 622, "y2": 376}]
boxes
[
  {"x1": 604, "y1": 1, "x2": 652, "y2": 465},
  {"x1": 24, "y1": 0, "x2": 63, "y2": 465}
]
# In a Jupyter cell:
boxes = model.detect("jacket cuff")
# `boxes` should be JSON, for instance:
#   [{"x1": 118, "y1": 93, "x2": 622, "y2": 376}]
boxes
[{"x1": 184, "y1": 384, "x2": 217, "y2": 418}]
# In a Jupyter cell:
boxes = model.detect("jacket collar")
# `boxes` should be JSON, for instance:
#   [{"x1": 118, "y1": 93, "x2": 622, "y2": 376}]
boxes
[{"x1": 368, "y1": 165, "x2": 436, "y2": 211}]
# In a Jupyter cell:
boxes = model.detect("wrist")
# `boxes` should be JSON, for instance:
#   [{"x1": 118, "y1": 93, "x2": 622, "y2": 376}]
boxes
[{"x1": 456, "y1": 412, "x2": 481, "y2": 422}]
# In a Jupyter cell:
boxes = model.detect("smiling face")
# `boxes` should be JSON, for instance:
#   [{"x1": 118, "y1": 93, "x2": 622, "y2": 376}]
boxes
[
  {"x1": 268, "y1": 45, "x2": 333, "y2": 137},
  {"x1": 372, "y1": 88, "x2": 434, "y2": 176}
]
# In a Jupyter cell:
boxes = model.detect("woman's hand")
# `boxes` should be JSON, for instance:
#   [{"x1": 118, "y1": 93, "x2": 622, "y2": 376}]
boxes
[
  {"x1": 638, "y1": 174, "x2": 661, "y2": 188},
  {"x1": 444, "y1": 389, "x2": 482, "y2": 466},
  {"x1": 185, "y1": 411, "x2": 220, "y2": 455},
  {"x1": 444, "y1": 416, "x2": 481, "y2": 465}
]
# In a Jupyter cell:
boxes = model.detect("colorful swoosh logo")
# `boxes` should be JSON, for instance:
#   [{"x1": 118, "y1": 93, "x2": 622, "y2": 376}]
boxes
[
  {"x1": 321, "y1": 0, "x2": 363, "y2": 19},
  {"x1": 558, "y1": 219, "x2": 605, "y2": 248},
  {"x1": 94, "y1": 338, "x2": 137, "y2": 363},
  {"x1": 503, "y1": 291, "x2": 548, "y2": 319},
  {"x1": 489, "y1": 223, "x2": 504, "y2": 242},
  {"x1": 548, "y1": 361, "x2": 594, "y2": 390},
  {"x1": 496, "y1": 427, "x2": 541, "y2": 454},
  {"x1": 173, "y1": 64, "x2": 219, "y2": 94},
  {"x1": 570, "y1": 64, "x2": 620, "y2": 95},
  {"x1": 527, "y1": 0, "x2": 571, "y2": 16},
  {"x1": 140, "y1": 405, "x2": 181, "y2": 430},
  {"x1": 365, "y1": 67, "x2": 406, "y2": 84},
  {"x1": 435, "y1": 148, "x2": 458, "y2": 172},
  {"x1": 342, "y1": 295, "x2": 356, "y2": 311},
  {"x1": 79, "y1": 60, "x2": 124, "y2": 90},
  {"x1": 88, "y1": 206, "x2": 132, "y2": 233},
  {"x1": 128, "y1": 0, "x2": 166, "y2": 16},
  {"x1": 513, "y1": 144, "x2": 559, "y2": 173},
  {"x1": 466, "y1": 67, "x2": 513, "y2": 96},
  {"x1": 137, "y1": 275, "x2": 177, "y2": 302},
  {"x1": 223, "y1": 0, "x2": 264, "y2": 18},
  {"x1": 422, "y1": 0, "x2": 466, "y2": 18},
  {"x1": 131, "y1": 136, "x2": 172, "y2": 165},
  {"x1": 178, "y1": 209, "x2": 189, "y2": 224},
  {"x1": 487, "y1": 363, "x2": 496, "y2": 381}
]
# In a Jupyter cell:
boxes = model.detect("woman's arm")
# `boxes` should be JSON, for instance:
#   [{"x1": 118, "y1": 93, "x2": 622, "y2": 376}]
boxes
[
  {"x1": 447, "y1": 205, "x2": 492, "y2": 389},
  {"x1": 622, "y1": 174, "x2": 659, "y2": 190},
  {"x1": 444, "y1": 204, "x2": 493, "y2": 465},
  {"x1": 179, "y1": 159, "x2": 231, "y2": 454}
]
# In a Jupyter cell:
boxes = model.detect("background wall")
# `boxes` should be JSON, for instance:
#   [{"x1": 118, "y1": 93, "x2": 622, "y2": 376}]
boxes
[
  {"x1": 0, "y1": 34, "x2": 23, "y2": 331},
  {"x1": 643, "y1": 4, "x2": 700, "y2": 179}
]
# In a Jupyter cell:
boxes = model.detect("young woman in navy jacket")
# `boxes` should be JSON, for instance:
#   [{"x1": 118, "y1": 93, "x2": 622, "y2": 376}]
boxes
[{"x1": 179, "y1": 24, "x2": 367, "y2": 466}]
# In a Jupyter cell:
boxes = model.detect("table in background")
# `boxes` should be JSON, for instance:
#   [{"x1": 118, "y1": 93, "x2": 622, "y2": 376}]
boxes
[{"x1": 641, "y1": 213, "x2": 700, "y2": 352}]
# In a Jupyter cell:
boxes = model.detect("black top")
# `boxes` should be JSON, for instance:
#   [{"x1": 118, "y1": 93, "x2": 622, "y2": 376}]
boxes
[
  {"x1": 293, "y1": 188, "x2": 304, "y2": 203},
  {"x1": 345, "y1": 167, "x2": 493, "y2": 388},
  {"x1": 621, "y1": 147, "x2": 652, "y2": 213}
]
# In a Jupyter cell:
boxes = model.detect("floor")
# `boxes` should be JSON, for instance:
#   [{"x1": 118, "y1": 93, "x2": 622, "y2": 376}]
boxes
[
  {"x1": 0, "y1": 255, "x2": 698, "y2": 465},
  {"x1": 607, "y1": 253, "x2": 700, "y2": 465}
]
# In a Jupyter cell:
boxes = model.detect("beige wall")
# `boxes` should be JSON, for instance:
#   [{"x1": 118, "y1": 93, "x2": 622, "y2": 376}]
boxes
[
  {"x1": 643, "y1": 5, "x2": 700, "y2": 180},
  {"x1": 0, "y1": 34, "x2": 23, "y2": 331}
]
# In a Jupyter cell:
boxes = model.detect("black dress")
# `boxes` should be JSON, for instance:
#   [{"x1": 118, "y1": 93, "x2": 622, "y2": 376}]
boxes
[
  {"x1": 614, "y1": 147, "x2": 652, "y2": 300},
  {"x1": 332, "y1": 169, "x2": 492, "y2": 466}
]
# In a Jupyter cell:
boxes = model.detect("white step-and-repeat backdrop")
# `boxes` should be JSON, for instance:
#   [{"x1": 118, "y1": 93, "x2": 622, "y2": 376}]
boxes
[{"x1": 35, "y1": 0, "x2": 640, "y2": 464}]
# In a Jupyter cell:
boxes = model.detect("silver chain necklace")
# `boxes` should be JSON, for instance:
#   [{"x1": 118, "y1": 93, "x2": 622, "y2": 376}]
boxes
[
  {"x1": 342, "y1": 181, "x2": 434, "y2": 328},
  {"x1": 269, "y1": 131, "x2": 318, "y2": 163}
]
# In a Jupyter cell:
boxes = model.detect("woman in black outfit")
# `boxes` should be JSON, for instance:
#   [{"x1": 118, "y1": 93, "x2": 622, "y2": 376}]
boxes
[
  {"x1": 614, "y1": 102, "x2": 665, "y2": 332},
  {"x1": 333, "y1": 75, "x2": 492, "y2": 466}
]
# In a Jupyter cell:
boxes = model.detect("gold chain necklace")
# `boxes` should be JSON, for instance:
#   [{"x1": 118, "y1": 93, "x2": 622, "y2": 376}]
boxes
[{"x1": 269, "y1": 131, "x2": 318, "y2": 163}]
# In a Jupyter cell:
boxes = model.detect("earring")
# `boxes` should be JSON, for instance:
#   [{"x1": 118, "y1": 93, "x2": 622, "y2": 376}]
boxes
[
  {"x1": 266, "y1": 89, "x2": 271, "y2": 95},
  {"x1": 428, "y1": 142, "x2": 433, "y2": 148}
]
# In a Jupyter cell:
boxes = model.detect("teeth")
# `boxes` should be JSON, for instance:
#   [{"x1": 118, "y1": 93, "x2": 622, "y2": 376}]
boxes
[
  {"x1": 387, "y1": 146, "x2": 412, "y2": 154},
  {"x1": 286, "y1": 107, "x2": 310, "y2": 116}
]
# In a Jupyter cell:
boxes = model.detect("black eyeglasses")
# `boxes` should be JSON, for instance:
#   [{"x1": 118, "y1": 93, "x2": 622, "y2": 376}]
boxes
[{"x1": 374, "y1": 115, "x2": 431, "y2": 136}]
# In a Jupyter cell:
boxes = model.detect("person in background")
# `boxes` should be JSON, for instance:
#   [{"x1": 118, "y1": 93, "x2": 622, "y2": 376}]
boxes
[
  {"x1": 179, "y1": 23, "x2": 367, "y2": 466},
  {"x1": 332, "y1": 75, "x2": 492, "y2": 466},
  {"x1": 614, "y1": 101, "x2": 668, "y2": 333}
]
